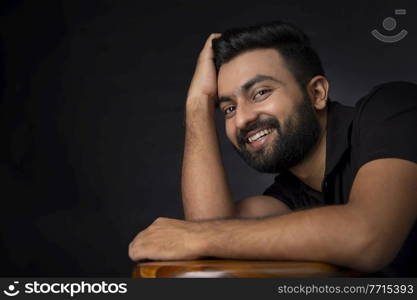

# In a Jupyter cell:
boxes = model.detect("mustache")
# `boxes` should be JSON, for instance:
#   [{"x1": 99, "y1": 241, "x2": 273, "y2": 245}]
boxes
[{"x1": 237, "y1": 118, "x2": 281, "y2": 145}]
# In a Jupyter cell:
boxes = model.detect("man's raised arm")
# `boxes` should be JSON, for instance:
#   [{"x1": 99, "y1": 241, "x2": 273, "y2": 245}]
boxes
[{"x1": 181, "y1": 33, "x2": 235, "y2": 220}]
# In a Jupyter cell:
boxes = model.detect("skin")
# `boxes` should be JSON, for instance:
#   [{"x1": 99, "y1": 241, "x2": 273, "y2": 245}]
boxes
[
  {"x1": 129, "y1": 34, "x2": 417, "y2": 272},
  {"x1": 217, "y1": 48, "x2": 328, "y2": 189}
]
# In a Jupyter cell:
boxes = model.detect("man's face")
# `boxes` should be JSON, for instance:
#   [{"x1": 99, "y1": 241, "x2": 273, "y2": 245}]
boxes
[{"x1": 217, "y1": 48, "x2": 321, "y2": 173}]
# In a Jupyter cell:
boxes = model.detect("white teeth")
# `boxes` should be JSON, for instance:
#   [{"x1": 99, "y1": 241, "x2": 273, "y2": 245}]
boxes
[{"x1": 247, "y1": 128, "x2": 273, "y2": 143}]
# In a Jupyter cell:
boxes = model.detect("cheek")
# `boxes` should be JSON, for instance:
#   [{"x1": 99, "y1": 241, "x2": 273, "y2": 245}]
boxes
[{"x1": 260, "y1": 94, "x2": 293, "y2": 121}]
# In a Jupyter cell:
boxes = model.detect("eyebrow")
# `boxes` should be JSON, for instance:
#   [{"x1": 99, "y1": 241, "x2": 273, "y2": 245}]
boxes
[{"x1": 215, "y1": 74, "x2": 282, "y2": 108}]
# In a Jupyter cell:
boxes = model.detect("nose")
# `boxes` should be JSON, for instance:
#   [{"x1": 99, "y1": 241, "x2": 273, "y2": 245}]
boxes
[{"x1": 234, "y1": 102, "x2": 259, "y2": 131}]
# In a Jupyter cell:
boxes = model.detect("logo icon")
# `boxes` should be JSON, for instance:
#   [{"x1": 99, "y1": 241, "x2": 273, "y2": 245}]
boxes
[
  {"x1": 3, "y1": 281, "x2": 20, "y2": 297},
  {"x1": 371, "y1": 9, "x2": 408, "y2": 43}
]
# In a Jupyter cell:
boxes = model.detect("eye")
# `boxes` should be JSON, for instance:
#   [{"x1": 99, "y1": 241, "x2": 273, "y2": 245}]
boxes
[
  {"x1": 253, "y1": 89, "x2": 272, "y2": 100},
  {"x1": 223, "y1": 105, "x2": 236, "y2": 117}
]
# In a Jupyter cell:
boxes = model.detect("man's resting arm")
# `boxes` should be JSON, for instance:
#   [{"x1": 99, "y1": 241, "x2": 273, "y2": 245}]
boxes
[
  {"x1": 198, "y1": 158, "x2": 417, "y2": 272},
  {"x1": 130, "y1": 159, "x2": 417, "y2": 272}
]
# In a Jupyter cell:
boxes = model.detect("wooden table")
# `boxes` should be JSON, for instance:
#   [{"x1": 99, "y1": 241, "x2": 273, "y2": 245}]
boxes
[{"x1": 133, "y1": 260, "x2": 364, "y2": 278}]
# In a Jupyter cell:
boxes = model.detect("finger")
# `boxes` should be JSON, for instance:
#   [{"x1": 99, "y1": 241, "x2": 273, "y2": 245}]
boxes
[
  {"x1": 200, "y1": 33, "x2": 222, "y2": 59},
  {"x1": 128, "y1": 231, "x2": 148, "y2": 260},
  {"x1": 204, "y1": 33, "x2": 221, "y2": 46},
  {"x1": 128, "y1": 240, "x2": 146, "y2": 261}
]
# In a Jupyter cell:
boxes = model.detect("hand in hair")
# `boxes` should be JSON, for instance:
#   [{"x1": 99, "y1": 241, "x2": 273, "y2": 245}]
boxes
[{"x1": 187, "y1": 33, "x2": 221, "y2": 106}]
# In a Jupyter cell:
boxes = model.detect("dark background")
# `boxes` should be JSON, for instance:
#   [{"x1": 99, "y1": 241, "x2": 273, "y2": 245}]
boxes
[{"x1": 0, "y1": 0, "x2": 416, "y2": 276}]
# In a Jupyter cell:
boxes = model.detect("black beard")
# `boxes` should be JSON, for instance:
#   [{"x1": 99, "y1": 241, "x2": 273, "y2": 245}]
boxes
[{"x1": 233, "y1": 96, "x2": 321, "y2": 173}]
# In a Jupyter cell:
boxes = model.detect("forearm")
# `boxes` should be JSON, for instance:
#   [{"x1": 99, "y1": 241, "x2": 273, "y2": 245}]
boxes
[
  {"x1": 181, "y1": 96, "x2": 235, "y2": 220},
  {"x1": 199, "y1": 203, "x2": 373, "y2": 271}
]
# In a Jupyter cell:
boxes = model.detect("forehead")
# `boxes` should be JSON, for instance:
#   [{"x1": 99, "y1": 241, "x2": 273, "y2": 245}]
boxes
[{"x1": 217, "y1": 48, "x2": 294, "y2": 96}]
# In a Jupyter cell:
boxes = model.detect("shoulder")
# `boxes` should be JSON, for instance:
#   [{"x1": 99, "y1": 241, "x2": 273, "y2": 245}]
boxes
[
  {"x1": 351, "y1": 81, "x2": 417, "y2": 167},
  {"x1": 355, "y1": 81, "x2": 417, "y2": 121}
]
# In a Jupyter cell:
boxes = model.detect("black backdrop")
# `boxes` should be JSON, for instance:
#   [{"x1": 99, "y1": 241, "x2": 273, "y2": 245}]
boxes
[{"x1": 0, "y1": 0, "x2": 416, "y2": 276}]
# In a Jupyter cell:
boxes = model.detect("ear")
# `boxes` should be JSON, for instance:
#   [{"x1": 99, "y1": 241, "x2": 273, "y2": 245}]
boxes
[{"x1": 306, "y1": 75, "x2": 329, "y2": 111}]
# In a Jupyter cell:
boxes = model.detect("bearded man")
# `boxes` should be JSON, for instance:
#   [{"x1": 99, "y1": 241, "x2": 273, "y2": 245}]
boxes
[{"x1": 129, "y1": 21, "x2": 417, "y2": 276}]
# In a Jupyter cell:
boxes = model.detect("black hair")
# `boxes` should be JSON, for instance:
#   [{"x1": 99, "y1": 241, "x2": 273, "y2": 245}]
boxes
[{"x1": 212, "y1": 21, "x2": 325, "y2": 88}]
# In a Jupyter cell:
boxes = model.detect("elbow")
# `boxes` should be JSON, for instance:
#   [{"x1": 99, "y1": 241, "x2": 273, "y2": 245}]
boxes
[
  {"x1": 351, "y1": 250, "x2": 391, "y2": 273},
  {"x1": 348, "y1": 231, "x2": 397, "y2": 273},
  {"x1": 340, "y1": 205, "x2": 399, "y2": 273}
]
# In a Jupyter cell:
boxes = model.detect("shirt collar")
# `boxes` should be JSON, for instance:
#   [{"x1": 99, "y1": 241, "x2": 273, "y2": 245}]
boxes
[{"x1": 324, "y1": 101, "x2": 355, "y2": 177}]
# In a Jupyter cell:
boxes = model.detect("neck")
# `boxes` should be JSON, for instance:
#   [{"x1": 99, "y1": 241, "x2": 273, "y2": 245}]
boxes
[{"x1": 289, "y1": 115, "x2": 327, "y2": 192}]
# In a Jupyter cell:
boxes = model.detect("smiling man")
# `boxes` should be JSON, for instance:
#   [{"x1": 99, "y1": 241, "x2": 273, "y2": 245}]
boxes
[{"x1": 129, "y1": 21, "x2": 417, "y2": 276}]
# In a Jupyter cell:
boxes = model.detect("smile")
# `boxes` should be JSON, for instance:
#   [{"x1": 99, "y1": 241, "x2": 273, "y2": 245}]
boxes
[{"x1": 247, "y1": 128, "x2": 274, "y2": 143}]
